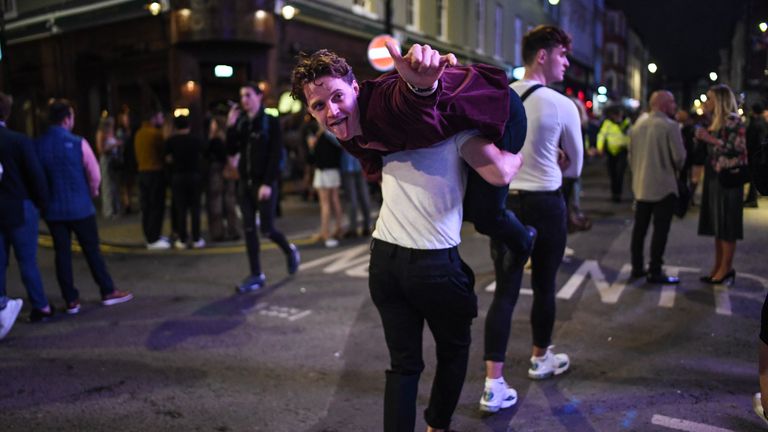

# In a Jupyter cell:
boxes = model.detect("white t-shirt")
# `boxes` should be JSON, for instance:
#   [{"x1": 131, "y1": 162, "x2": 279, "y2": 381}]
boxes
[
  {"x1": 372, "y1": 130, "x2": 477, "y2": 249},
  {"x1": 509, "y1": 80, "x2": 584, "y2": 191}
]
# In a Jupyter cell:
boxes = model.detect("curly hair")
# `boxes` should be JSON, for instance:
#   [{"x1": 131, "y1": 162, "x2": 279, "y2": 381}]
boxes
[{"x1": 290, "y1": 49, "x2": 356, "y2": 104}]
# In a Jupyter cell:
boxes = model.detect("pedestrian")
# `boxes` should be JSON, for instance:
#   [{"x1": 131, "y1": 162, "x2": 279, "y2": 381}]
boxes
[
  {"x1": 745, "y1": 102, "x2": 767, "y2": 208},
  {"x1": 206, "y1": 115, "x2": 241, "y2": 242},
  {"x1": 628, "y1": 90, "x2": 686, "y2": 284},
  {"x1": 340, "y1": 146, "x2": 372, "y2": 238},
  {"x1": 292, "y1": 43, "x2": 521, "y2": 431},
  {"x1": 165, "y1": 115, "x2": 206, "y2": 249},
  {"x1": 135, "y1": 108, "x2": 170, "y2": 249},
  {"x1": 226, "y1": 82, "x2": 300, "y2": 292},
  {"x1": 96, "y1": 115, "x2": 124, "y2": 218},
  {"x1": 597, "y1": 104, "x2": 630, "y2": 202},
  {"x1": 483, "y1": 24, "x2": 583, "y2": 413},
  {"x1": 116, "y1": 106, "x2": 137, "y2": 214},
  {"x1": 307, "y1": 123, "x2": 343, "y2": 247},
  {"x1": 0, "y1": 91, "x2": 52, "y2": 330},
  {"x1": 36, "y1": 99, "x2": 133, "y2": 314},
  {"x1": 754, "y1": 293, "x2": 768, "y2": 426},
  {"x1": 695, "y1": 84, "x2": 747, "y2": 285}
]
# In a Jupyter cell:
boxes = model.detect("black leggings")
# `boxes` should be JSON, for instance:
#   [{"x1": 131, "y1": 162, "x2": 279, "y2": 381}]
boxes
[{"x1": 484, "y1": 191, "x2": 567, "y2": 361}]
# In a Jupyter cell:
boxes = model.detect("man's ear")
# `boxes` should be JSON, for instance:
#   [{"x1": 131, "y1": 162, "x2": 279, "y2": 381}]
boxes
[
  {"x1": 536, "y1": 48, "x2": 548, "y2": 65},
  {"x1": 353, "y1": 80, "x2": 360, "y2": 96}
]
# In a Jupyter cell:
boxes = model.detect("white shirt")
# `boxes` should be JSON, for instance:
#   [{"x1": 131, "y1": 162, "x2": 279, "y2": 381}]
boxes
[
  {"x1": 509, "y1": 80, "x2": 584, "y2": 191},
  {"x1": 373, "y1": 130, "x2": 477, "y2": 249}
]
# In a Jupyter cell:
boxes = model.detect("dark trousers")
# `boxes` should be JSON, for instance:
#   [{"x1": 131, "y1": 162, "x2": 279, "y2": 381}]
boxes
[
  {"x1": 631, "y1": 194, "x2": 676, "y2": 275},
  {"x1": 464, "y1": 87, "x2": 532, "y2": 258},
  {"x1": 0, "y1": 200, "x2": 49, "y2": 309},
  {"x1": 239, "y1": 182, "x2": 291, "y2": 276},
  {"x1": 47, "y1": 215, "x2": 115, "y2": 303},
  {"x1": 138, "y1": 171, "x2": 166, "y2": 243},
  {"x1": 341, "y1": 171, "x2": 372, "y2": 233},
  {"x1": 485, "y1": 191, "x2": 567, "y2": 360},
  {"x1": 171, "y1": 173, "x2": 202, "y2": 242},
  {"x1": 207, "y1": 163, "x2": 240, "y2": 241},
  {"x1": 368, "y1": 239, "x2": 476, "y2": 431},
  {"x1": 607, "y1": 149, "x2": 628, "y2": 200}
]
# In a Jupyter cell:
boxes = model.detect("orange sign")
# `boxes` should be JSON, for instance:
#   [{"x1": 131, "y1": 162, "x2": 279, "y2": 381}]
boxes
[{"x1": 368, "y1": 34, "x2": 400, "y2": 72}]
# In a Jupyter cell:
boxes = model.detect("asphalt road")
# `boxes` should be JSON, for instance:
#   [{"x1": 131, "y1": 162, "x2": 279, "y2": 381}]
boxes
[{"x1": 2, "y1": 166, "x2": 767, "y2": 432}]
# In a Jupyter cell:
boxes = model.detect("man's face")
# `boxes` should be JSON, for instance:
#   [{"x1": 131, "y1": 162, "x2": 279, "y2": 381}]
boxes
[
  {"x1": 64, "y1": 108, "x2": 75, "y2": 131},
  {"x1": 240, "y1": 87, "x2": 262, "y2": 115},
  {"x1": 303, "y1": 76, "x2": 361, "y2": 141},
  {"x1": 542, "y1": 45, "x2": 570, "y2": 84}
]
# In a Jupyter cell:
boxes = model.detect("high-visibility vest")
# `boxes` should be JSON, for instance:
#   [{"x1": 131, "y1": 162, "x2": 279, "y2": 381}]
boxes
[{"x1": 597, "y1": 119, "x2": 630, "y2": 156}]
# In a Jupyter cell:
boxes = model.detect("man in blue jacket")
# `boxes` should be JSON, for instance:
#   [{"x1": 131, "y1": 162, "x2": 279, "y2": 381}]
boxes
[
  {"x1": 0, "y1": 92, "x2": 52, "y2": 335},
  {"x1": 36, "y1": 99, "x2": 133, "y2": 316}
]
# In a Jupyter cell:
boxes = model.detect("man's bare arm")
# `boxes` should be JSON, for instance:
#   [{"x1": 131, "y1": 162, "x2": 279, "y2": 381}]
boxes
[{"x1": 460, "y1": 136, "x2": 522, "y2": 186}]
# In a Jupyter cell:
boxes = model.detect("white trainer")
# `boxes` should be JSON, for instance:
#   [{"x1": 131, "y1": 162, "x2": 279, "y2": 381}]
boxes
[
  {"x1": 192, "y1": 238, "x2": 206, "y2": 249},
  {"x1": 528, "y1": 345, "x2": 570, "y2": 380},
  {"x1": 0, "y1": 298, "x2": 23, "y2": 340},
  {"x1": 754, "y1": 393, "x2": 768, "y2": 426},
  {"x1": 479, "y1": 377, "x2": 518, "y2": 413},
  {"x1": 147, "y1": 238, "x2": 172, "y2": 250}
]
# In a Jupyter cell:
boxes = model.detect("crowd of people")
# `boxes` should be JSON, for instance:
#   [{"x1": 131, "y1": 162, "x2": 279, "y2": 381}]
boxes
[{"x1": 0, "y1": 20, "x2": 766, "y2": 432}]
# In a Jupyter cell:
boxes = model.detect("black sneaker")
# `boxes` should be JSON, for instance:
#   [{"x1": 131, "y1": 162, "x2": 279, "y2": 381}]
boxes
[
  {"x1": 236, "y1": 273, "x2": 266, "y2": 294},
  {"x1": 287, "y1": 244, "x2": 301, "y2": 275},
  {"x1": 646, "y1": 273, "x2": 680, "y2": 284},
  {"x1": 29, "y1": 306, "x2": 55, "y2": 323}
]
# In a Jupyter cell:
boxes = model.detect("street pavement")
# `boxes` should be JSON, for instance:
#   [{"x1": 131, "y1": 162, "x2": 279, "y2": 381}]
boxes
[{"x1": 2, "y1": 162, "x2": 768, "y2": 432}]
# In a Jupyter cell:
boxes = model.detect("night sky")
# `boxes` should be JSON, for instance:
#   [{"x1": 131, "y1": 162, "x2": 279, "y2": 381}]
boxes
[{"x1": 611, "y1": 0, "x2": 750, "y2": 82}]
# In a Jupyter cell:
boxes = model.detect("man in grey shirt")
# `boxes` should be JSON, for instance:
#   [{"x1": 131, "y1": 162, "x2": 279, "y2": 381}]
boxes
[{"x1": 628, "y1": 90, "x2": 686, "y2": 284}]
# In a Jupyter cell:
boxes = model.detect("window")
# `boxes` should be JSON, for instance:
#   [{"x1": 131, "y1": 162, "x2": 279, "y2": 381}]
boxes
[
  {"x1": 1, "y1": 0, "x2": 17, "y2": 19},
  {"x1": 476, "y1": 0, "x2": 485, "y2": 52},
  {"x1": 514, "y1": 16, "x2": 523, "y2": 65},
  {"x1": 406, "y1": 0, "x2": 415, "y2": 27},
  {"x1": 494, "y1": 3, "x2": 503, "y2": 58},
  {"x1": 437, "y1": 0, "x2": 447, "y2": 39}
]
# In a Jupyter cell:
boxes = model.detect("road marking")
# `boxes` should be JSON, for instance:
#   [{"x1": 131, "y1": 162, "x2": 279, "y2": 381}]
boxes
[
  {"x1": 651, "y1": 414, "x2": 734, "y2": 432},
  {"x1": 255, "y1": 303, "x2": 312, "y2": 321},
  {"x1": 299, "y1": 244, "x2": 369, "y2": 278},
  {"x1": 658, "y1": 267, "x2": 683, "y2": 308},
  {"x1": 713, "y1": 284, "x2": 732, "y2": 316},
  {"x1": 557, "y1": 260, "x2": 627, "y2": 303}
]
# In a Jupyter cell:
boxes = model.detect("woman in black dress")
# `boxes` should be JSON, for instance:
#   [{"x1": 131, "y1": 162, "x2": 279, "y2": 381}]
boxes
[{"x1": 695, "y1": 84, "x2": 747, "y2": 284}]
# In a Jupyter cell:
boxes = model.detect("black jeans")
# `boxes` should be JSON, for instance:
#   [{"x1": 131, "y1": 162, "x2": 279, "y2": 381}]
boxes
[
  {"x1": 47, "y1": 215, "x2": 115, "y2": 303},
  {"x1": 368, "y1": 239, "x2": 476, "y2": 431},
  {"x1": 485, "y1": 191, "x2": 567, "y2": 361},
  {"x1": 607, "y1": 149, "x2": 628, "y2": 200},
  {"x1": 138, "y1": 171, "x2": 166, "y2": 243},
  {"x1": 463, "y1": 87, "x2": 532, "y2": 258},
  {"x1": 171, "y1": 173, "x2": 202, "y2": 242},
  {"x1": 631, "y1": 194, "x2": 676, "y2": 275},
  {"x1": 239, "y1": 182, "x2": 291, "y2": 276}
]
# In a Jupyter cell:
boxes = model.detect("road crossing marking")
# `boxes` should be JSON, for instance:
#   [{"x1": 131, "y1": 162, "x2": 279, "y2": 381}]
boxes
[
  {"x1": 651, "y1": 414, "x2": 735, "y2": 432},
  {"x1": 301, "y1": 245, "x2": 767, "y2": 317},
  {"x1": 254, "y1": 303, "x2": 312, "y2": 321}
]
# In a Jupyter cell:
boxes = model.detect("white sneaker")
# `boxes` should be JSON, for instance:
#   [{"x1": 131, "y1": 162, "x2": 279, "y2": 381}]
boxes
[
  {"x1": 324, "y1": 238, "x2": 339, "y2": 248},
  {"x1": 754, "y1": 393, "x2": 768, "y2": 426},
  {"x1": 479, "y1": 377, "x2": 518, "y2": 413},
  {"x1": 192, "y1": 238, "x2": 206, "y2": 249},
  {"x1": 528, "y1": 345, "x2": 570, "y2": 380},
  {"x1": 174, "y1": 240, "x2": 187, "y2": 250},
  {"x1": 0, "y1": 299, "x2": 23, "y2": 340},
  {"x1": 147, "y1": 238, "x2": 171, "y2": 250}
]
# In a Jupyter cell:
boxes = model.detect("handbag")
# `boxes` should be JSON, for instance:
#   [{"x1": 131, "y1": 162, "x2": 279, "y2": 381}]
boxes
[
  {"x1": 667, "y1": 143, "x2": 690, "y2": 218},
  {"x1": 673, "y1": 172, "x2": 690, "y2": 218}
]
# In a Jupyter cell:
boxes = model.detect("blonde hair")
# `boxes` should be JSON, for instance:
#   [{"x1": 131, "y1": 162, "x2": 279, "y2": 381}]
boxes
[{"x1": 707, "y1": 84, "x2": 737, "y2": 132}]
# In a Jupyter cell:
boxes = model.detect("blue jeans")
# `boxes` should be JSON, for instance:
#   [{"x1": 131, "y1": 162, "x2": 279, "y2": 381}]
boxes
[
  {"x1": 47, "y1": 215, "x2": 115, "y2": 302},
  {"x1": 0, "y1": 200, "x2": 49, "y2": 309}
]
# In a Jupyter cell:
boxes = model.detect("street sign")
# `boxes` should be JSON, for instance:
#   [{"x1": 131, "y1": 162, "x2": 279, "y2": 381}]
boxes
[{"x1": 367, "y1": 34, "x2": 399, "y2": 72}]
